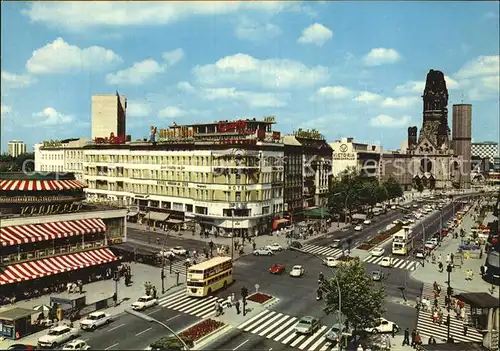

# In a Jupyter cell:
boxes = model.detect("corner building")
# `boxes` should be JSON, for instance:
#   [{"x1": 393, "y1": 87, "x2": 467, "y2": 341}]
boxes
[{"x1": 83, "y1": 118, "x2": 284, "y2": 237}]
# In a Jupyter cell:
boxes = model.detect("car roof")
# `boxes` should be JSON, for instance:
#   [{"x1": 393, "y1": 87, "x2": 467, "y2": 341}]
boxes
[
  {"x1": 51, "y1": 325, "x2": 70, "y2": 331},
  {"x1": 299, "y1": 316, "x2": 316, "y2": 321},
  {"x1": 293, "y1": 265, "x2": 302, "y2": 268},
  {"x1": 67, "y1": 339, "x2": 86, "y2": 345},
  {"x1": 89, "y1": 311, "x2": 104, "y2": 316},
  {"x1": 140, "y1": 295, "x2": 153, "y2": 299}
]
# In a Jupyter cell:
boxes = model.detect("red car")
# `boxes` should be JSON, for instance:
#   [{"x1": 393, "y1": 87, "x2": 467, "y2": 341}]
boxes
[{"x1": 269, "y1": 264, "x2": 285, "y2": 274}]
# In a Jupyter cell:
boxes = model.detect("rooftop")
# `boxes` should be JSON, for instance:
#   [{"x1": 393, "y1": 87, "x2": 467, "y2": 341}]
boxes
[
  {"x1": 0, "y1": 307, "x2": 36, "y2": 321},
  {"x1": 0, "y1": 203, "x2": 125, "y2": 220}
]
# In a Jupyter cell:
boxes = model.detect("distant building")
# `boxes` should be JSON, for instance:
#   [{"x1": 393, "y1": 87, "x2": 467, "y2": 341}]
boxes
[
  {"x1": 7, "y1": 140, "x2": 26, "y2": 157},
  {"x1": 91, "y1": 93, "x2": 127, "y2": 140},
  {"x1": 329, "y1": 137, "x2": 382, "y2": 178},
  {"x1": 452, "y1": 104, "x2": 472, "y2": 188},
  {"x1": 472, "y1": 141, "x2": 499, "y2": 171}
]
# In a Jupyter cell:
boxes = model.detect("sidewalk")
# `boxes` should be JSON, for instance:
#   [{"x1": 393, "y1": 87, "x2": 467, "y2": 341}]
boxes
[{"x1": 0, "y1": 262, "x2": 181, "y2": 349}]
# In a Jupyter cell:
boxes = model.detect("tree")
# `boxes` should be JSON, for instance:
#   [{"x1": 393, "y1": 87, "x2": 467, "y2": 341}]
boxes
[
  {"x1": 150, "y1": 336, "x2": 192, "y2": 351},
  {"x1": 382, "y1": 176, "x2": 403, "y2": 200},
  {"x1": 323, "y1": 258, "x2": 386, "y2": 332}
]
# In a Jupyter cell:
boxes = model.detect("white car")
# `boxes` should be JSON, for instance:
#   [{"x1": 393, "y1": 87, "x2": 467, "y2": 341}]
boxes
[
  {"x1": 424, "y1": 241, "x2": 436, "y2": 250},
  {"x1": 38, "y1": 325, "x2": 79, "y2": 349},
  {"x1": 253, "y1": 247, "x2": 274, "y2": 256},
  {"x1": 407, "y1": 218, "x2": 415, "y2": 223},
  {"x1": 62, "y1": 339, "x2": 91, "y2": 350},
  {"x1": 158, "y1": 249, "x2": 175, "y2": 258},
  {"x1": 371, "y1": 247, "x2": 385, "y2": 257},
  {"x1": 392, "y1": 220, "x2": 400, "y2": 224},
  {"x1": 171, "y1": 246, "x2": 187, "y2": 255},
  {"x1": 131, "y1": 295, "x2": 158, "y2": 311},
  {"x1": 391, "y1": 205, "x2": 397, "y2": 210},
  {"x1": 354, "y1": 225, "x2": 363, "y2": 231},
  {"x1": 324, "y1": 257, "x2": 339, "y2": 267},
  {"x1": 365, "y1": 317, "x2": 400, "y2": 334},
  {"x1": 80, "y1": 311, "x2": 112, "y2": 331},
  {"x1": 363, "y1": 219, "x2": 372, "y2": 225},
  {"x1": 412, "y1": 204, "x2": 418, "y2": 208},
  {"x1": 266, "y1": 243, "x2": 283, "y2": 251},
  {"x1": 289, "y1": 265, "x2": 305, "y2": 277},
  {"x1": 379, "y1": 257, "x2": 392, "y2": 267}
]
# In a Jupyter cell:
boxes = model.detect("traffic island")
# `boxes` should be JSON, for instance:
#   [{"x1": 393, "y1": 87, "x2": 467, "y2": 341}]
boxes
[
  {"x1": 246, "y1": 292, "x2": 278, "y2": 307},
  {"x1": 179, "y1": 318, "x2": 230, "y2": 349},
  {"x1": 357, "y1": 223, "x2": 403, "y2": 250}
]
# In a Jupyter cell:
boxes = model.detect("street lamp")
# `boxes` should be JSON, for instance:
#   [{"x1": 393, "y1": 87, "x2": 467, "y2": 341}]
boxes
[{"x1": 125, "y1": 309, "x2": 190, "y2": 350}]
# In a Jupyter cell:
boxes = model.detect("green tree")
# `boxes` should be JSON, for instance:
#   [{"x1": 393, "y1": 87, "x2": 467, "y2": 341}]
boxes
[
  {"x1": 323, "y1": 258, "x2": 386, "y2": 332},
  {"x1": 150, "y1": 336, "x2": 192, "y2": 351},
  {"x1": 382, "y1": 176, "x2": 403, "y2": 200}
]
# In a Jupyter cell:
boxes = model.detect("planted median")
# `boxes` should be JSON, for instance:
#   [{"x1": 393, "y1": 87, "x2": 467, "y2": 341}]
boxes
[{"x1": 357, "y1": 223, "x2": 403, "y2": 250}]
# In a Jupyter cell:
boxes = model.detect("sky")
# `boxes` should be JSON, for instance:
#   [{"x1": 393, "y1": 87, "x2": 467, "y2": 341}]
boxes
[{"x1": 1, "y1": 1, "x2": 499, "y2": 152}]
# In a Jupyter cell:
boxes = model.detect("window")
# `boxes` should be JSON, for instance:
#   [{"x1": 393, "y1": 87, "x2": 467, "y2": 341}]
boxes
[{"x1": 235, "y1": 192, "x2": 241, "y2": 201}]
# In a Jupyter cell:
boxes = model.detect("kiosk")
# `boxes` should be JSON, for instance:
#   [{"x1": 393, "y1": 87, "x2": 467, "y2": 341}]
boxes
[{"x1": 0, "y1": 307, "x2": 36, "y2": 340}]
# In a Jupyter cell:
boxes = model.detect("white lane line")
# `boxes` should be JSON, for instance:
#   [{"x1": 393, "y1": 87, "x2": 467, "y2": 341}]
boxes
[
  {"x1": 146, "y1": 308, "x2": 162, "y2": 315},
  {"x1": 135, "y1": 327, "x2": 152, "y2": 336},
  {"x1": 233, "y1": 339, "x2": 249, "y2": 350},
  {"x1": 166, "y1": 314, "x2": 180, "y2": 322},
  {"x1": 105, "y1": 343, "x2": 119, "y2": 350},
  {"x1": 108, "y1": 323, "x2": 125, "y2": 332}
]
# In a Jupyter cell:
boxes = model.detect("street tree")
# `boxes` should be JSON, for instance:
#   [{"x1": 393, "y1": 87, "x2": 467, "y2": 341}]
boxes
[
  {"x1": 322, "y1": 258, "x2": 386, "y2": 332},
  {"x1": 382, "y1": 176, "x2": 404, "y2": 200}
]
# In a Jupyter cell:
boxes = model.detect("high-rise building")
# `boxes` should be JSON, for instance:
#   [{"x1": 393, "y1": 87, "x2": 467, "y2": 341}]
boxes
[
  {"x1": 472, "y1": 141, "x2": 499, "y2": 171},
  {"x1": 452, "y1": 104, "x2": 472, "y2": 188},
  {"x1": 7, "y1": 140, "x2": 26, "y2": 157},
  {"x1": 91, "y1": 93, "x2": 127, "y2": 140}
]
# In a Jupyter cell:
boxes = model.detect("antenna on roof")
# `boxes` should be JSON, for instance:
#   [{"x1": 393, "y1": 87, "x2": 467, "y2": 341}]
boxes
[{"x1": 460, "y1": 92, "x2": 464, "y2": 103}]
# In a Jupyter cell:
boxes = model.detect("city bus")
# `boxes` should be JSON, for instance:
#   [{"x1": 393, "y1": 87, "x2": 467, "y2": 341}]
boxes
[
  {"x1": 392, "y1": 226, "x2": 414, "y2": 255},
  {"x1": 186, "y1": 256, "x2": 233, "y2": 297}
]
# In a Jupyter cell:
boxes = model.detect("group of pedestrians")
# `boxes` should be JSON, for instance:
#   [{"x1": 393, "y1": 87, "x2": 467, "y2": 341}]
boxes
[
  {"x1": 214, "y1": 293, "x2": 242, "y2": 316},
  {"x1": 402, "y1": 328, "x2": 422, "y2": 348}
]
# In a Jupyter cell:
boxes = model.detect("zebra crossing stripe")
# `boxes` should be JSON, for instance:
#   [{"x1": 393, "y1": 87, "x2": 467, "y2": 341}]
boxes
[
  {"x1": 243, "y1": 311, "x2": 275, "y2": 332},
  {"x1": 237, "y1": 310, "x2": 270, "y2": 330},
  {"x1": 300, "y1": 244, "x2": 343, "y2": 257},
  {"x1": 249, "y1": 312, "x2": 282, "y2": 334},
  {"x1": 270, "y1": 317, "x2": 298, "y2": 341},
  {"x1": 298, "y1": 326, "x2": 328, "y2": 350},
  {"x1": 258, "y1": 314, "x2": 289, "y2": 336},
  {"x1": 282, "y1": 328, "x2": 301, "y2": 345},
  {"x1": 177, "y1": 296, "x2": 220, "y2": 313},
  {"x1": 289, "y1": 333, "x2": 307, "y2": 347},
  {"x1": 158, "y1": 290, "x2": 185, "y2": 305},
  {"x1": 308, "y1": 327, "x2": 329, "y2": 350}
]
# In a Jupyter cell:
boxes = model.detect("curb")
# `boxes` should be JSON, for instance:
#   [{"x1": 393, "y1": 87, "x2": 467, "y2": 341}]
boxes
[
  {"x1": 262, "y1": 296, "x2": 280, "y2": 308},
  {"x1": 192, "y1": 324, "x2": 232, "y2": 349}
]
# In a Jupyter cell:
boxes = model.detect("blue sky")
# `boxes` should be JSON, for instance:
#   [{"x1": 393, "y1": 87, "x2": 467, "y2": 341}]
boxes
[{"x1": 1, "y1": 1, "x2": 499, "y2": 152}]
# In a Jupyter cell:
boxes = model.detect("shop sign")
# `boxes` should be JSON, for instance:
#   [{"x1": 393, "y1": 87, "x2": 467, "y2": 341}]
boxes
[
  {"x1": 217, "y1": 120, "x2": 255, "y2": 134},
  {"x1": 228, "y1": 185, "x2": 247, "y2": 191},
  {"x1": 158, "y1": 128, "x2": 194, "y2": 140},
  {"x1": 95, "y1": 132, "x2": 126, "y2": 145},
  {"x1": 333, "y1": 152, "x2": 356, "y2": 160}
]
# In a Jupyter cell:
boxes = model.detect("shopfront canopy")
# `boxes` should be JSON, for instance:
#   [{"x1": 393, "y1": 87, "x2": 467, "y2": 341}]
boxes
[
  {"x1": 0, "y1": 179, "x2": 86, "y2": 191},
  {"x1": 145, "y1": 212, "x2": 170, "y2": 222},
  {"x1": 0, "y1": 248, "x2": 118, "y2": 285},
  {"x1": 0, "y1": 218, "x2": 106, "y2": 248}
]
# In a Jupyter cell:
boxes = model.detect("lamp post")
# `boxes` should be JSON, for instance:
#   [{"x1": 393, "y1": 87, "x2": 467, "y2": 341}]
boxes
[
  {"x1": 125, "y1": 309, "x2": 190, "y2": 350},
  {"x1": 446, "y1": 263, "x2": 453, "y2": 342}
]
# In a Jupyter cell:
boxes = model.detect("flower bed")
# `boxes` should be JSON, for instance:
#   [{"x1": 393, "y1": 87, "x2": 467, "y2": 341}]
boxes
[
  {"x1": 179, "y1": 319, "x2": 225, "y2": 344},
  {"x1": 247, "y1": 292, "x2": 273, "y2": 304},
  {"x1": 357, "y1": 243, "x2": 373, "y2": 250}
]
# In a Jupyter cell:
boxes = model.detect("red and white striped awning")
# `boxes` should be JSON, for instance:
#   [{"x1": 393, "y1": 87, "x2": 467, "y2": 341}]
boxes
[
  {"x1": 0, "y1": 218, "x2": 106, "y2": 247},
  {"x1": 0, "y1": 248, "x2": 118, "y2": 285},
  {"x1": 0, "y1": 180, "x2": 86, "y2": 191}
]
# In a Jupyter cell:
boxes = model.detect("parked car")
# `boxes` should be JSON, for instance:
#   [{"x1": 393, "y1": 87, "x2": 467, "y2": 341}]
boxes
[
  {"x1": 158, "y1": 249, "x2": 175, "y2": 258},
  {"x1": 391, "y1": 205, "x2": 397, "y2": 210},
  {"x1": 424, "y1": 241, "x2": 436, "y2": 250},
  {"x1": 294, "y1": 316, "x2": 320, "y2": 335},
  {"x1": 62, "y1": 340, "x2": 91, "y2": 350},
  {"x1": 379, "y1": 257, "x2": 392, "y2": 267},
  {"x1": 363, "y1": 219, "x2": 372, "y2": 225},
  {"x1": 269, "y1": 264, "x2": 285, "y2": 274},
  {"x1": 324, "y1": 257, "x2": 339, "y2": 267},
  {"x1": 80, "y1": 311, "x2": 112, "y2": 331},
  {"x1": 253, "y1": 247, "x2": 274, "y2": 256},
  {"x1": 131, "y1": 295, "x2": 158, "y2": 311},
  {"x1": 288, "y1": 241, "x2": 302, "y2": 249},
  {"x1": 371, "y1": 270, "x2": 385, "y2": 281},
  {"x1": 38, "y1": 325, "x2": 79, "y2": 349},
  {"x1": 354, "y1": 225, "x2": 363, "y2": 231},
  {"x1": 365, "y1": 317, "x2": 399, "y2": 334},
  {"x1": 371, "y1": 247, "x2": 385, "y2": 257},
  {"x1": 324, "y1": 323, "x2": 351, "y2": 342},
  {"x1": 171, "y1": 246, "x2": 187, "y2": 255},
  {"x1": 266, "y1": 243, "x2": 283, "y2": 251},
  {"x1": 289, "y1": 265, "x2": 305, "y2": 277},
  {"x1": 330, "y1": 239, "x2": 342, "y2": 249}
]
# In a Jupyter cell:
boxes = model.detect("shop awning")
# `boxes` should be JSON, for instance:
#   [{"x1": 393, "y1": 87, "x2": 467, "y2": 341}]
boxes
[
  {"x1": 145, "y1": 212, "x2": 170, "y2": 222},
  {"x1": 0, "y1": 218, "x2": 106, "y2": 248},
  {"x1": 0, "y1": 180, "x2": 86, "y2": 191},
  {"x1": 166, "y1": 219, "x2": 183, "y2": 224},
  {"x1": 0, "y1": 248, "x2": 118, "y2": 285}
]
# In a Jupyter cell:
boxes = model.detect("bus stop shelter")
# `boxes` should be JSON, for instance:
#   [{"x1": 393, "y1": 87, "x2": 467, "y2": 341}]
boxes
[{"x1": 0, "y1": 307, "x2": 36, "y2": 340}]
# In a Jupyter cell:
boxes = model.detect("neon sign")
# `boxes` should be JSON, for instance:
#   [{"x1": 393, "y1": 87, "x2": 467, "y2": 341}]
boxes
[
  {"x1": 218, "y1": 120, "x2": 250, "y2": 133},
  {"x1": 95, "y1": 132, "x2": 126, "y2": 145}
]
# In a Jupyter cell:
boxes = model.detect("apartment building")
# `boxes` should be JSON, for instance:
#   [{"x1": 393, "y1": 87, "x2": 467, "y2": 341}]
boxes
[
  {"x1": 282, "y1": 135, "x2": 304, "y2": 213},
  {"x1": 7, "y1": 140, "x2": 26, "y2": 157},
  {"x1": 330, "y1": 137, "x2": 383, "y2": 178},
  {"x1": 91, "y1": 93, "x2": 127, "y2": 140},
  {"x1": 83, "y1": 118, "x2": 284, "y2": 237}
]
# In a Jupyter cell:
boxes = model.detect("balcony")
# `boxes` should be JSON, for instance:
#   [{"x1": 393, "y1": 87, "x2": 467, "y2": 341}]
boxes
[{"x1": 0, "y1": 239, "x2": 107, "y2": 265}]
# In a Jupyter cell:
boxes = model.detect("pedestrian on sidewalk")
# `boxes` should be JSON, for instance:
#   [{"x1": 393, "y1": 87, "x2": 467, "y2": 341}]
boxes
[
  {"x1": 402, "y1": 328, "x2": 410, "y2": 346},
  {"x1": 428, "y1": 336, "x2": 436, "y2": 344},
  {"x1": 78, "y1": 280, "x2": 83, "y2": 294},
  {"x1": 235, "y1": 299, "x2": 240, "y2": 315}
]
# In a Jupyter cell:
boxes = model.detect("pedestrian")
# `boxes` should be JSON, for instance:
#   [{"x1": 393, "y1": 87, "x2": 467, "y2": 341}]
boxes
[
  {"x1": 384, "y1": 335, "x2": 391, "y2": 350},
  {"x1": 391, "y1": 324, "x2": 396, "y2": 338},
  {"x1": 428, "y1": 336, "x2": 435, "y2": 344},
  {"x1": 78, "y1": 280, "x2": 83, "y2": 294},
  {"x1": 402, "y1": 328, "x2": 410, "y2": 346},
  {"x1": 410, "y1": 329, "x2": 416, "y2": 348},
  {"x1": 415, "y1": 296, "x2": 421, "y2": 310},
  {"x1": 67, "y1": 282, "x2": 72, "y2": 293},
  {"x1": 463, "y1": 323, "x2": 468, "y2": 336},
  {"x1": 414, "y1": 332, "x2": 421, "y2": 347},
  {"x1": 235, "y1": 299, "x2": 240, "y2": 315},
  {"x1": 214, "y1": 301, "x2": 220, "y2": 316}
]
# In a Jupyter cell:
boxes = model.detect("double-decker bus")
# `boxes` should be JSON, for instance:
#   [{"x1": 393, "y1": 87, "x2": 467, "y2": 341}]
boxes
[
  {"x1": 392, "y1": 226, "x2": 414, "y2": 255},
  {"x1": 186, "y1": 256, "x2": 233, "y2": 297}
]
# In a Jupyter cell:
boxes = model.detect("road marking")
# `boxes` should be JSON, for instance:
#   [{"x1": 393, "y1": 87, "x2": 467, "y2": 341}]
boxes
[
  {"x1": 82, "y1": 338, "x2": 89, "y2": 342},
  {"x1": 105, "y1": 343, "x2": 119, "y2": 350},
  {"x1": 135, "y1": 327, "x2": 152, "y2": 336},
  {"x1": 166, "y1": 314, "x2": 180, "y2": 321},
  {"x1": 108, "y1": 323, "x2": 125, "y2": 332},
  {"x1": 146, "y1": 308, "x2": 161, "y2": 315},
  {"x1": 233, "y1": 339, "x2": 249, "y2": 350}
]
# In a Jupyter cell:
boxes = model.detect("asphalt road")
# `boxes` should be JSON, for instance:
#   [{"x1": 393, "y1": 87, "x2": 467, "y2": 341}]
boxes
[
  {"x1": 208, "y1": 329, "x2": 292, "y2": 351},
  {"x1": 127, "y1": 227, "x2": 209, "y2": 252},
  {"x1": 79, "y1": 306, "x2": 198, "y2": 350}
]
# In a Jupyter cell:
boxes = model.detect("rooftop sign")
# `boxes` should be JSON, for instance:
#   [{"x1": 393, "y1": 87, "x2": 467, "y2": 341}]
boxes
[
  {"x1": 42, "y1": 140, "x2": 63, "y2": 148},
  {"x1": 94, "y1": 133, "x2": 126, "y2": 145}
]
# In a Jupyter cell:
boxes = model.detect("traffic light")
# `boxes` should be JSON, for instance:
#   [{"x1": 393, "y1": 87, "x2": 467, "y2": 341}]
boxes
[
  {"x1": 161, "y1": 269, "x2": 165, "y2": 280},
  {"x1": 241, "y1": 286, "x2": 248, "y2": 299}
]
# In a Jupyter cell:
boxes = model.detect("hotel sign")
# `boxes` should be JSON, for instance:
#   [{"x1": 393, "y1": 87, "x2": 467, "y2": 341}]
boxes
[{"x1": 333, "y1": 152, "x2": 356, "y2": 160}]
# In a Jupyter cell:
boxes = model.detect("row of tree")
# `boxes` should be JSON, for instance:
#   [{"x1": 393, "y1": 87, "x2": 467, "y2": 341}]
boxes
[
  {"x1": 328, "y1": 167, "x2": 404, "y2": 219},
  {"x1": 0, "y1": 153, "x2": 34, "y2": 172}
]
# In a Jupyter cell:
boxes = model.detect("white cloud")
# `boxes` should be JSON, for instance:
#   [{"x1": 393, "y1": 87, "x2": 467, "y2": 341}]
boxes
[
  {"x1": 353, "y1": 91, "x2": 382, "y2": 103},
  {"x1": 193, "y1": 53, "x2": 329, "y2": 89},
  {"x1": 177, "y1": 81, "x2": 196, "y2": 93},
  {"x1": 201, "y1": 88, "x2": 288, "y2": 108},
  {"x1": 106, "y1": 59, "x2": 165, "y2": 85},
  {"x1": 26, "y1": 37, "x2": 122, "y2": 74},
  {"x1": 395, "y1": 75, "x2": 460, "y2": 95},
  {"x1": 370, "y1": 115, "x2": 411, "y2": 128},
  {"x1": 297, "y1": 23, "x2": 333, "y2": 46},
  {"x1": 454, "y1": 55, "x2": 499, "y2": 79},
  {"x1": 158, "y1": 106, "x2": 187, "y2": 119},
  {"x1": 234, "y1": 17, "x2": 282, "y2": 41},
  {"x1": 314, "y1": 86, "x2": 353, "y2": 100},
  {"x1": 23, "y1": 2, "x2": 293, "y2": 30},
  {"x1": 481, "y1": 75, "x2": 500, "y2": 91},
  {"x1": 1, "y1": 70, "x2": 36, "y2": 89},
  {"x1": 34, "y1": 107, "x2": 73, "y2": 125},
  {"x1": 381, "y1": 96, "x2": 419, "y2": 108},
  {"x1": 362, "y1": 48, "x2": 401, "y2": 66},
  {"x1": 162, "y1": 48, "x2": 185, "y2": 66},
  {"x1": 1, "y1": 104, "x2": 12, "y2": 118},
  {"x1": 127, "y1": 101, "x2": 152, "y2": 118}
]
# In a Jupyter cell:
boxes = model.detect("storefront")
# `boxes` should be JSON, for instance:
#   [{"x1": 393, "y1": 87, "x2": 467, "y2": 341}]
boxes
[{"x1": 0, "y1": 307, "x2": 37, "y2": 340}]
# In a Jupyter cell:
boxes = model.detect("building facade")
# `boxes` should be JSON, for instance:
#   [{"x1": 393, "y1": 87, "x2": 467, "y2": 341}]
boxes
[
  {"x1": 0, "y1": 172, "x2": 126, "y2": 305},
  {"x1": 329, "y1": 137, "x2": 383, "y2": 178},
  {"x1": 452, "y1": 104, "x2": 472, "y2": 188},
  {"x1": 83, "y1": 118, "x2": 284, "y2": 237},
  {"x1": 282, "y1": 135, "x2": 304, "y2": 214},
  {"x1": 91, "y1": 93, "x2": 127, "y2": 140},
  {"x1": 472, "y1": 142, "x2": 499, "y2": 171},
  {"x1": 7, "y1": 141, "x2": 26, "y2": 157}
]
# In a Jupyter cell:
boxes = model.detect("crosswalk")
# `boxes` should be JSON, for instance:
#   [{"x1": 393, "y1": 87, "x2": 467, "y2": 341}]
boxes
[
  {"x1": 157, "y1": 289, "x2": 225, "y2": 319},
  {"x1": 165, "y1": 256, "x2": 211, "y2": 275},
  {"x1": 416, "y1": 283, "x2": 483, "y2": 343},
  {"x1": 299, "y1": 244, "x2": 344, "y2": 258},
  {"x1": 362, "y1": 255, "x2": 419, "y2": 271},
  {"x1": 237, "y1": 309, "x2": 341, "y2": 351}
]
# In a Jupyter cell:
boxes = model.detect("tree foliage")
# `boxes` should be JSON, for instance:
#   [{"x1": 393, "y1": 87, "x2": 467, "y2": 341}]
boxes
[
  {"x1": 0, "y1": 153, "x2": 34, "y2": 172},
  {"x1": 150, "y1": 336, "x2": 192, "y2": 351},
  {"x1": 323, "y1": 258, "x2": 386, "y2": 331}
]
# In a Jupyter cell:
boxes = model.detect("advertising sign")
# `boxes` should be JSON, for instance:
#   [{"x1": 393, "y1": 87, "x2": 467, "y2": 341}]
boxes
[{"x1": 94, "y1": 132, "x2": 126, "y2": 145}]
